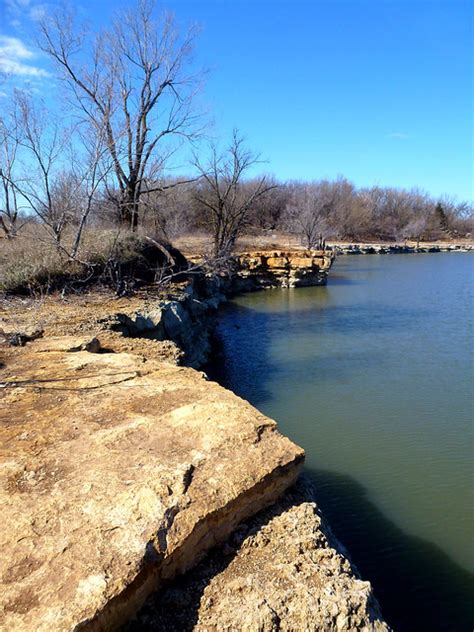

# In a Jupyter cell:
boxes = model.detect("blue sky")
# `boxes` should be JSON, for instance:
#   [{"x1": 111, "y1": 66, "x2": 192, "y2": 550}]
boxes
[{"x1": 0, "y1": 0, "x2": 472, "y2": 200}]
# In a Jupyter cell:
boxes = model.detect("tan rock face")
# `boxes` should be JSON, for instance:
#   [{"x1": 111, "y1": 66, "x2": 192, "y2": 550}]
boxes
[
  {"x1": 237, "y1": 250, "x2": 335, "y2": 288},
  {"x1": 0, "y1": 339, "x2": 304, "y2": 631},
  {"x1": 31, "y1": 335, "x2": 101, "y2": 353},
  {"x1": 127, "y1": 479, "x2": 390, "y2": 632},
  {"x1": 265, "y1": 256, "x2": 290, "y2": 269}
]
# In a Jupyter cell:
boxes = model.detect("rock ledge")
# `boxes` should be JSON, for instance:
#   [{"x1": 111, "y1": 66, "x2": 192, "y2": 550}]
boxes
[{"x1": 0, "y1": 339, "x2": 303, "y2": 631}]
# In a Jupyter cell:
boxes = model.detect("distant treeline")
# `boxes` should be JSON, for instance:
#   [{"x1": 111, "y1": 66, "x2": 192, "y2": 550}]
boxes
[{"x1": 135, "y1": 176, "x2": 473, "y2": 247}]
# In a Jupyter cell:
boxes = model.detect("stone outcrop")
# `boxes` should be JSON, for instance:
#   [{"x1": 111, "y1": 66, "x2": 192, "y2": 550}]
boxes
[
  {"x1": 0, "y1": 250, "x2": 335, "y2": 369},
  {"x1": 88, "y1": 250, "x2": 335, "y2": 367},
  {"x1": 234, "y1": 250, "x2": 335, "y2": 289},
  {"x1": 99, "y1": 288, "x2": 220, "y2": 368},
  {"x1": 127, "y1": 477, "x2": 390, "y2": 631},
  {"x1": 0, "y1": 338, "x2": 304, "y2": 631}
]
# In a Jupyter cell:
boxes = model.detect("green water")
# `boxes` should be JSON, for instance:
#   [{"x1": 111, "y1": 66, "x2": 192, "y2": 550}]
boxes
[{"x1": 209, "y1": 254, "x2": 474, "y2": 631}]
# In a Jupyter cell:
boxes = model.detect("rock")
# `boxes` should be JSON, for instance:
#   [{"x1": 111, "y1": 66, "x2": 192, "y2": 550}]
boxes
[
  {"x1": 31, "y1": 335, "x2": 101, "y2": 353},
  {"x1": 266, "y1": 256, "x2": 290, "y2": 269},
  {"x1": 131, "y1": 309, "x2": 165, "y2": 336},
  {"x1": 128, "y1": 478, "x2": 390, "y2": 631},
  {"x1": 161, "y1": 301, "x2": 191, "y2": 340},
  {"x1": 0, "y1": 339, "x2": 304, "y2": 632},
  {"x1": 333, "y1": 241, "x2": 473, "y2": 255},
  {"x1": 237, "y1": 251, "x2": 335, "y2": 289},
  {"x1": 0, "y1": 327, "x2": 43, "y2": 347},
  {"x1": 288, "y1": 256, "x2": 314, "y2": 268}
]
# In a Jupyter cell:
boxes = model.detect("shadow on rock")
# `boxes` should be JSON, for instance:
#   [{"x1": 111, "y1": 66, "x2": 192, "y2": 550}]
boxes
[{"x1": 123, "y1": 478, "x2": 386, "y2": 631}]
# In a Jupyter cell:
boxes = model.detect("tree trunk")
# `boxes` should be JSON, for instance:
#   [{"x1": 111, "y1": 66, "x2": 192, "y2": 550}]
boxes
[{"x1": 120, "y1": 188, "x2": 139, "y2": 231}]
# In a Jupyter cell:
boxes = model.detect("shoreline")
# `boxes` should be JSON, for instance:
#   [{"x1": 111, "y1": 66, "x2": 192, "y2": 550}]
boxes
[
  {"x1": 330, "y1": 241, "x2": 473, "y2": 255},
  {"x1": 0, "y1": 250, "x2": 395, "y2": 631}
]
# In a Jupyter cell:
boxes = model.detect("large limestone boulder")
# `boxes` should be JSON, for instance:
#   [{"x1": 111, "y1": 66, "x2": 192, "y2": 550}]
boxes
[
  {"x1": 128, "y1": 479, "x2": 390, "y2": 631},
  {"x1": 0, "y1": 339, "x2": 304, "y2": 631}
]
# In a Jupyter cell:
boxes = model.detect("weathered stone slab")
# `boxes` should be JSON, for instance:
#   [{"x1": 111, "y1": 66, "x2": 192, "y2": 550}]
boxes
[
  {"x1": 288, "y1": 256, "x2": 314, "y2": 268},
  {"x1": 128, "y1": 478, "x2": 390, "y2": 631},
  {"x1": 0, "y1": 340, "x2": 304, "y2": 631},
  {"x1": 31, "y1": 336, "x2": 101, "y2": 353}
]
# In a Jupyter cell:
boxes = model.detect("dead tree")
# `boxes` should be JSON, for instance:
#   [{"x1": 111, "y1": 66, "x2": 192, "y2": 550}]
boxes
[
  {"x1": 193, "y1": 130, "x2": 276, "y2": 258},
  {"x1": 0, "y1": 116, "x2": 24, "y2": 238},
  {"x1": 6, "y1": 91, "x2": 72, "y2": 246},
  {"x1": 284, "y1": 182, "x2": 333, "y2": 249},
  {"x1": 39, "y1": 0, "x2": 203, "y2": 230}
]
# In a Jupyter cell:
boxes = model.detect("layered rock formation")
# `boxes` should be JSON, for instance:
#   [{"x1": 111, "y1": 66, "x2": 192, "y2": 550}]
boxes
[
  {"x1": 87, "y1": 250, "x2": 335, "y2": 366},
  {"x1": 0, "y1": 338, "x2": 303, "y2": 631},
  {"x1": 128, "y1": 478, "x2": 389, "y2": 631},
  {"x1": 235, "y1": 250, "x2": 335, "y2": 289}
]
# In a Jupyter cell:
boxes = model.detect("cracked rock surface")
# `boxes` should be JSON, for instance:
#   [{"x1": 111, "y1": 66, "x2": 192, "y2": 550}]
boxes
[
  {"x1": 0, "y1": 338, "x2": 303, "y2": 631},
  {"x1": 127, "y1": 478, "x2": 390, "y2": 632}
]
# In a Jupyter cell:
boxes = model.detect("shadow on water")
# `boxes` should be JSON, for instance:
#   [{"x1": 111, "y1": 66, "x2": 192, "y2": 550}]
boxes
[
  {"x1": 206, "y1": 299, "x2": 427, "y2": 408},
  {"x1": 306, "y1": 467, "x2": 474, "y2": 632},
  {"x1": 215, "y1": 296, "x2": 429, "y2": 338},
  {"x1": 325, "y1": 274, "x2": 361, "y2": 286},
  {"x1": 208, "y1": 342, "x2": 387, "y2": 408}
]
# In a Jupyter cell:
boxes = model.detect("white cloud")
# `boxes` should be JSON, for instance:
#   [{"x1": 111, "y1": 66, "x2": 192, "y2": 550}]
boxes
[
  {"x1": 5, "y1": 0, "x2": 31, "y2": 13},
  {"x1": 0, "y1": 35, "x2": 35, "y2": 60},
  {"x1": 386, "y1": 132, "x2": 410, "y2": 140},
  {"x1": 4, "y1": 0, "x2": 49, "y2": 27},
  {"x1": 0, "y1": 35, "x2": 50, "y2": 77}
]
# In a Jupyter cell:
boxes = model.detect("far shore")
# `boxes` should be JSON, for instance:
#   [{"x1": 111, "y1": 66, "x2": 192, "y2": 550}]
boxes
[{"x1": 173, "y1": 232, "x2": 474, "y2": 257}]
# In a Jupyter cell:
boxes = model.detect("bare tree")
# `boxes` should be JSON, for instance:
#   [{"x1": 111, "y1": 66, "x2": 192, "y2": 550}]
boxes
[
  {"x1": 284, "y1": 182, "x2": 334, "y2": 249},
  {"x1": 5, "y1": 91, "x2": 73, "y2": 246},
  {"x1": 245, "y1": 175, "x2": 288, "y2": 231},
  {"x1": 193, "y1": 130, "x2": 276, "y2": 257},
  {"x1": 140, "y1": 178, "x2": 197, "y2": 240},
  {"x1": 39, "y1": 0, "x2": 203, "y2": 231},
  {"x1": 402, "y1": 216, "x2": 428, "y2": 246},
  {"x1": 323, "y1": 177, "x2": 369, "y2": 240},
  {"x1": 0, "y1": 115, "x2": 26, "y2": 238},
  {"x1": 67, "y1": 127, "x2": 113, "y2": 258}
]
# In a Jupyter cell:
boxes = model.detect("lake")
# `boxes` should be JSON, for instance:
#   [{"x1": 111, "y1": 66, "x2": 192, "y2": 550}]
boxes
[{"x1": 208, "y1": 253, "x2": 474, "y2": 632}]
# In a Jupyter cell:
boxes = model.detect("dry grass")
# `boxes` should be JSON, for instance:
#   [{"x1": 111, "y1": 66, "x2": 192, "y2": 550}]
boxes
[
  {"x1": 0, "y1": 225, "x2": 158, "y2": 294},
  {"x1": 173, "y1": 231, "x2": 303, "y2": 256}
]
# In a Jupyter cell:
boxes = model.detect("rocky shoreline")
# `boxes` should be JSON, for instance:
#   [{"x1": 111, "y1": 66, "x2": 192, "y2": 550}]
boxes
[
  {"x1": 0, "y1": 250, "x2": 391, "y2": 631},
  {"x1": 97, "y1": 249, "x2": 335, "y2": 367},
  {"x1": 332, "y1": 241, "x2": 473, "y2": 255},
  {"x1": 127, "y1": 476, "x2": 389, "y2": 631}
]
